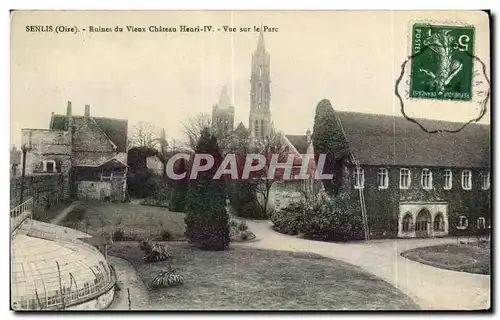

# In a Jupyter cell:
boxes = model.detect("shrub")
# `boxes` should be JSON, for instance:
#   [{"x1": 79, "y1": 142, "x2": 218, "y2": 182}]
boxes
[
  {"x1": 237, "y1": 221, "x2": 248, "y2": 232},
  {"x1": 113, "y1": 229, "x2": 125, "y2": 241},
  {"x1": 127, "y1": 168, "x2": 157, "y2": 198},
  {"x1": 240, "y1": 230, "x2": 256, "y2": 241},
  {"x1": 151, "y1": 266, "x2": 185, "y2": 288},
  {"x1": 298, "y1": 195, "x2": 365, "y2": 241},
  {"x1": 229, "y1": 219, "x2": 239, "y2": 228},
  {"x1": 143, "y1": 243, "x2": 171, "y2": 262},
  {"x1": 140, "y1": 238, "x2": 153, "y2": 252},
  {"x1": 184, "y1": 128, "x2": 230, "y2": 251},
  {"x1": 238, "y1": 201, "x2": 268, "y2": 219},
  {"x1": 271, "y1": 202, "x2": 304, "y2": 235},
  {"x1": 161, "y1": 230, "x2": 172, "y2": 241},
  {"x1": 312, "y1": 99, "x2": 350, "y2": 196}
]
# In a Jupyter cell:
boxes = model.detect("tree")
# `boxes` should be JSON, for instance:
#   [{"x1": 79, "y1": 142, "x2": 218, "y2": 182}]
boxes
[
  {"x1": 312, "y1": 99, "x2": 350, "y2": 196},
  {"x1": 253, "y1": 132, "x2": 288, "y2": 216},
  {"x1": 129, "y1": 121, "x2": 160, "y2": 149},
  {"x1": 236, "y1": 131, "x2": 293, "y2": 217},
  {"x1": 182, "y1": 113, "x2": 233, "y2": 155},
  {"x1": 156, "y1": 128, "x2": 169, "y2": 177},
  {"x1": 184, "y1": 128, "x2": 230, "y2": 250},
  {"x1": 169, "y1": 156, "x2": 189, "y2": 212}
]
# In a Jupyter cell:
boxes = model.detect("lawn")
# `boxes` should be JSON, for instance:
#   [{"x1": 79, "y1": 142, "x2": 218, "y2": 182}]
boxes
[
  {"x1": 401, "y1": 243, "x2": 490, "y2": 275},
  {"x1": 32, "y1": 200, "x2": 73, "y2": 223},
  {"x1": 109, "y1": 242, "x2": 419, "y2": 310},
  {"x1": 61, "y1": 202, "x2": 187, "y2": 241}
]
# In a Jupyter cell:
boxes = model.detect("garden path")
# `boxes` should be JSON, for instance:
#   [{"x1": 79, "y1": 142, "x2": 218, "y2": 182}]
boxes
[
  {"x1": 237, "y1": 220, "x2": 490, "y2": 310},
  {"x1": 107, "y1": 256, "x2": 150, "y2": 310}
]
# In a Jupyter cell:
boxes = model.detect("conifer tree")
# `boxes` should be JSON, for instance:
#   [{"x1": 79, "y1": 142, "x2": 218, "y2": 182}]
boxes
[
  {"x1": 169, "y1": 157, "x2": 188, "y2": 212},
  {"x1": 184, "y1": 128, "x2": 230, "y2": 250},
  {"x1": 312, "y1": 99, "x2": 349, "y2": 196}
]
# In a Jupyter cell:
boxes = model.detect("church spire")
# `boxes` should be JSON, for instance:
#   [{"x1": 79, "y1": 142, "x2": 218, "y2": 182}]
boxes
[
  {"x1": 217, "y1": 85, "x2": 232, "y2": 110},
  {"x1": 257, "y1": 24, "x2": 265, "y2": 52}
]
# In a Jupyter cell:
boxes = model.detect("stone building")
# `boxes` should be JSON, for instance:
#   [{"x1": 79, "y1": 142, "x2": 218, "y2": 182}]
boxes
[
  {"x1": 21, "y1": 102, "x2": 128, "y2": 202},
  {"x1": 10, "y1": 145, "x2": 22, "y2": 177},
  {"x1": 292, "y1": 109, "x2": 491, "y2": 239}
]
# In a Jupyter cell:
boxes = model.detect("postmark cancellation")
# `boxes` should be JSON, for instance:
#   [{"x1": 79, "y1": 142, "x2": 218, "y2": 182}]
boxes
[{"x1": 396, "y1": 20, "x2": 490, "y2": 132}]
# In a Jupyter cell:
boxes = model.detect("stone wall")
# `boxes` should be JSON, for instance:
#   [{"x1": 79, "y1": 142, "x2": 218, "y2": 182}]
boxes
[
  {"x1": 265, "y1": 180, "x2": 307, "y2": 211},
  {"x1": 341, "y1": 165, "x2": 491, "y2": 238},
  {"x1": 10, "y1": 174, "x2": 70, "y2": 209},
  {"x1": 21, "y1": 129, "x2": 71, "y2": 175}
]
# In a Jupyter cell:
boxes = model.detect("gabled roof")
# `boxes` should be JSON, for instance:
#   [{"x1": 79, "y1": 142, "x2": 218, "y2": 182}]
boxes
[
  {"x1": 284, "y1": 135, "x2": 310, "y2": 154},
  {"x1": 51, "y1": 115, "x2": 128, "y2": 152},
  {"x1": 334, "y1": 111, "x2": 490, "y2": 168},
  {"x1": 234, "y1": 122, "x2": 248, "y2": 135}
]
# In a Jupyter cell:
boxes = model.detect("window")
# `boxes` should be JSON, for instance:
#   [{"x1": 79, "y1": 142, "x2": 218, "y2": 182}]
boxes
[
  {"x1": 477, "y1": 217, "x2": 486, "y2": 229},
  {"x1": 480, "y1": 172, "x2": 490, "y2": 190},
  {"x1": 101, "y1": 168, "x2": 125, "y2": 180},
  {"x1": 377, "y1": 168, "x2": 389, "y2": 189},
  {"x1": 112, "y1": 168, "x2": 125, "y2": 178},
  {"x1": 444, "y1": 169, "x2": 452, "y2": 190},
  {"x1": 11, "y1": 163, "x2": 18, "y2": 176},
  {"x1": 457, "y1": 215, "x2": 468, "y2": 230},
  {"x1": 354, "y1": 167, "x2": 364, "y2": 189},
  {"x1": 259, "y1": 65, "x2": 263, "y2": 80},
  {"x1": 261, "y1": 120, "x2": 265, "y2": 139},
  {"x1": 402, "y1": 213, "x2": 412, "y2": 232},
  {"x1": 461, "y1": 170, "x2": 472, "y2": 190},
  {"x1": 101, "y1": 168, "x2": 112, "y2": 180},
  {"x1": 258, "y1": 84, "x2": 263, "y2": 107},
  {"x1": 421, "y1": 169, "x2": 433, "y2": 189},
  {"x1": 434, "y1": 212, "x2": 445, "y2": 231},
  {"x1": 400, "y1": 168, "x2": 411, "y2": 189},
  {"x1": 42, "y1": 160, "x2": 56, "y2": 173}
]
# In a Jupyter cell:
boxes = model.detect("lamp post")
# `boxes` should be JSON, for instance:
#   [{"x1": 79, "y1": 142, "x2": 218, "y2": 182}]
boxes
[{"x1": 19, "y1": 144, "x2": 28, "y2": 205}]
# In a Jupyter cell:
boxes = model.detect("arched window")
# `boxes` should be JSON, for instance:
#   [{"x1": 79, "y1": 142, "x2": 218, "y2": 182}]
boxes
[
  {"x1": 402, "y1": 213, "x2": 413, "y2": 232},
  {"x1": 434, "y1": 212, "x2": 444, "y2": 231},
  {"x1": 258, "y1": 84, "x2": 263, "y2": 107}
]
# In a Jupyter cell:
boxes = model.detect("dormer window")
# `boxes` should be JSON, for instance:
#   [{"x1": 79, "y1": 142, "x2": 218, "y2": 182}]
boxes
[{"x1": 42, "y1": 160, "x2": 56, "y2": 173}]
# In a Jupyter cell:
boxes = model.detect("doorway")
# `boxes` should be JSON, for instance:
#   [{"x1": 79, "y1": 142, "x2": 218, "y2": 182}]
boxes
[{"x1": 415, "y1": 208, "x2": 431, "y2": 238}]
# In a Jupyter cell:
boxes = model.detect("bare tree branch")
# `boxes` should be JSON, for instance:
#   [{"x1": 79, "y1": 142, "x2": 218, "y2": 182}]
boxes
[
  {"x1": 129, "y1": 121, "x2": 160, "y2": 149},
  {"x1": 181, "y1": 113, "x2": 233, "y2": 153}
]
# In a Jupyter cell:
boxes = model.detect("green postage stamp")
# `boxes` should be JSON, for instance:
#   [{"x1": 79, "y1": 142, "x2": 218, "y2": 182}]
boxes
[{"x1": 409, "y1": 23, "x2": 475, "y2": 101}]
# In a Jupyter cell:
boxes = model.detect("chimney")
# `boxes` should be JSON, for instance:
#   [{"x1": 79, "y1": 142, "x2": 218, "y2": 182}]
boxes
[
  {"x1": 67, "y1": 101, "x2": 73, "y2": 133},
  {"x1": 84, "y1": 105, "x2": 90, "y2": 117},
  {"x1": 306, "y1": 129, "x2": 312, "y2": 143},
  {"x1": 66, "y1": 101, "x2": 72, "y2": 117}
]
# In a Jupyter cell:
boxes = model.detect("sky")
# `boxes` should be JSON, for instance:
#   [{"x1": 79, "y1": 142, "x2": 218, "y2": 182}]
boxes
[{"x1": 10, "y1": 10, "x2": 491, "y2": 148}]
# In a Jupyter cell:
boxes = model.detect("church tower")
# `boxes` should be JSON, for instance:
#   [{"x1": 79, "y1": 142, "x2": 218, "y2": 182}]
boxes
[
  {"x1": 249, "y1": 29, "x2": 271, "y2": 141},
  {"x1": 212, "y1": 86, "x2": 235, "y2": 136}
]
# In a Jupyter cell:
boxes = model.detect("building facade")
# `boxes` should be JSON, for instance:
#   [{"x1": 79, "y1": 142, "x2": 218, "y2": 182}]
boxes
[
  {"x1": 304, "y1": 108, "x2": 491, "y2": 239},
  {"x1": 21, "y1": 102, "x2": 128, "y2": 202}
]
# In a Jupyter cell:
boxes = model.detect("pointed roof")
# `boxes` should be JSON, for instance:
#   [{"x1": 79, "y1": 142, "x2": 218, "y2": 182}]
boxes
[
  {"x1": 257, "y1": 26, "x2": 265, "y2": 52},
  {"x1": 217, "y1": 86, "x2": 232, "y2": 110},
  {"x1": 234, "y1": 122, "x2": 247, "y2": 133}
]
